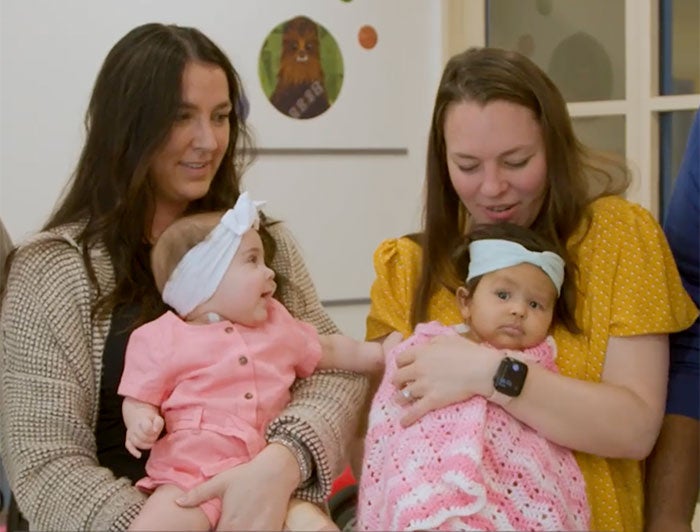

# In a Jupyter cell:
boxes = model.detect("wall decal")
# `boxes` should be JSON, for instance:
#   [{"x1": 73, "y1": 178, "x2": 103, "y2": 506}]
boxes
[
  {"x1": 258, "y1": 15, "x2": 343, "y2": 120},
  {"x1": 244, "y1": 3, "x2": 418, "y2": 150},
  {"x1": 358, "y1": 24, "x2": 378, "y2": 50}
]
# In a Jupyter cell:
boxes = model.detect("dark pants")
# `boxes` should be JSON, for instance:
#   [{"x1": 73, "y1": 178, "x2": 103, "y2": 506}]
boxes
[{"x1": 7, "y1": 497, "x2": 28, "y2": 532}]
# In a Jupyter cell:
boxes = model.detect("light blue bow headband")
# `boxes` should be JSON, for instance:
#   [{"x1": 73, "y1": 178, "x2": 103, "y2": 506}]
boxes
[
  {"x1": 162, "y1": 192, "x2": 266, "y2": 316},
  {"x1": 467, "y1": 239, "x2": 565, "y2": 295}
]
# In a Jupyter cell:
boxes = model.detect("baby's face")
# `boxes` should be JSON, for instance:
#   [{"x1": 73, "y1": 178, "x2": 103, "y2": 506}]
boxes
[
  {"x1": 206, "y1": 229, "x2": 276, "y2": 326},
  {"x1": 456, "y1": 262, "x2": 557, "y2": 350}
]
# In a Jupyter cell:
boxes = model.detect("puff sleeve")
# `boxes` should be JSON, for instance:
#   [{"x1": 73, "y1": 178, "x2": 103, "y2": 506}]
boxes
[
  {"x1": 588, "y1": 199, "x2": 698, "y2": 336},
  {"x1": 366, "y1": 237, "x2": 422, "y2": 341}
]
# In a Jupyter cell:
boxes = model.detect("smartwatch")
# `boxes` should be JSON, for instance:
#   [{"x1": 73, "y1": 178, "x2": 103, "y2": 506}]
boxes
[{"x1": 488, "y1": 356, "x2": 528, "y2": 406}]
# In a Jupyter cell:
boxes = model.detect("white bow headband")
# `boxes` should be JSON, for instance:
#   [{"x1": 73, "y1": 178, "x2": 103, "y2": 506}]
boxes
[
  {"x1": 162, "y1": 192, "x2": 266, "y2": 316},
  {"x1": 467, "y1": 239, "x2": 565, "y2": 295}
]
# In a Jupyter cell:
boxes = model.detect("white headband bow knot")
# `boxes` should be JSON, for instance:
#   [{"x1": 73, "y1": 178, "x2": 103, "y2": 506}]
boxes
[
  {"x1": 467, "y1": 239, "x2": 565, "y2": 295},
  {"x1": 162, "y1": 192, "x2": 266, "y2": 316}
]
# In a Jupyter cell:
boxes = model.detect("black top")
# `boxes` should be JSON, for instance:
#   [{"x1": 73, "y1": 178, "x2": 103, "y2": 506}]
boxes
[{"x1": 95, "y1": 303, "x2": 149, "y2": 483}]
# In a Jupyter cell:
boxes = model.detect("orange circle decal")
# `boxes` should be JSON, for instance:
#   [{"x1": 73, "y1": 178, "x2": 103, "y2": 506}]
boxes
[{"x1": 358, "y1": 25, "x2": 377, "y2": 50}]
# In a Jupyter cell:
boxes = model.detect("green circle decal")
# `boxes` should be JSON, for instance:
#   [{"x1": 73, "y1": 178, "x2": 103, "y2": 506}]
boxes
[{"x1": 259, "y1": 16, "x2": 344, "y2": 119}]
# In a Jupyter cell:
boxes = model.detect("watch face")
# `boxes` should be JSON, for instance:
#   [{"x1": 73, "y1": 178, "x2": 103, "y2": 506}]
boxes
[{"x1": 493, "y1": 357, "x2": 528, "y2": 397}]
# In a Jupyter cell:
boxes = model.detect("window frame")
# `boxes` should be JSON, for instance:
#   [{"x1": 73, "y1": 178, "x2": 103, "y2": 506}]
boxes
[{"x1": 443, "y1": 0, "x2": 700, "y2": 218}]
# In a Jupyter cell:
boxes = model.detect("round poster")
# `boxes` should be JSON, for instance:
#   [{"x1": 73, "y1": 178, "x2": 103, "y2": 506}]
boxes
[{"x1": 259, "y1": 16, "x2": 344, "y2": 119}]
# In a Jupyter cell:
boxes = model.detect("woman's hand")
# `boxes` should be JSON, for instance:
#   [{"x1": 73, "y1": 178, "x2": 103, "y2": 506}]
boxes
[
  {"x1": 392, "y1": 334, "x2": 501, "y2": 426},
  {"x1": 176, "y1": 442, "x2": 300, "y2": 531},
  {"x1": 285, "y1": 499, "x2": 339, "y2": 531}
]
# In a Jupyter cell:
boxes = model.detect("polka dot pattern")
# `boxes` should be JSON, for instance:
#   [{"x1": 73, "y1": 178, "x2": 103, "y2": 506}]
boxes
[{"x1": 366, "y1": 196, "x2": 699, "y2": 532}]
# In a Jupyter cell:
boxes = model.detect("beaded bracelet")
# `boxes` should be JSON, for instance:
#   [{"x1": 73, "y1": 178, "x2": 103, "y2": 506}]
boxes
[{"x1": 268, "y1": 433, "x2": 314, "y2": 487}]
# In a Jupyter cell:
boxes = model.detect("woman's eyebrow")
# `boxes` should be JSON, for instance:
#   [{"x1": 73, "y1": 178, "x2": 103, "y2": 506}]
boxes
[
  {"x1": 177, "y1": 101, "x2": 233, "y2": 111},
  {"x1": 451, "y1": 145, "x2": 532, "y2": 159}
]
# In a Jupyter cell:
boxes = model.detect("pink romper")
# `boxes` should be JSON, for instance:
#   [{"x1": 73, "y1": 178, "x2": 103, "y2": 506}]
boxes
[
  {"x1": 118, "y1": 299, "x2": 322, "y2": 526},
  {"x1": 358, "y1": 322, "x2": 590, "y2": 531}
]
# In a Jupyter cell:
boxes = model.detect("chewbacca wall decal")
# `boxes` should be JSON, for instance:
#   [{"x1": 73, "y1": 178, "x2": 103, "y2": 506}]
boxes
[{"x1": 260, "y1": 16, "x2": 343, "y2": 120}]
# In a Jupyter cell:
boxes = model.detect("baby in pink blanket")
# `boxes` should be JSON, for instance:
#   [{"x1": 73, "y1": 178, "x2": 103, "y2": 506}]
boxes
[{"x1": 358, "y1": 223, "x2": 590, "y2": 531}]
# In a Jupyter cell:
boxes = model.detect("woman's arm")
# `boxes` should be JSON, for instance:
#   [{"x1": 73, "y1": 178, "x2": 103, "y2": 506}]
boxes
[
  {"x1": 645, "y1": 112, "x2": 700, "y2": 531},
  {"x1": 512, "y1": 334, "x2": 667, "y2": 459},
  {"x1": 394, "y1": 331, "x2": 668, "y2": 460},
  {"x1": 266, "y1": 223, "x2": 368, "y2": 500},
  {"x1": 391, "y1": 200, "x2": 696, "y2": 460},
  {"x1": 0, "y1": 238, "x2": 145, "y2": 530},
  {"x1": 176, "y1": 442, "x2": 304, "y2": 530}
]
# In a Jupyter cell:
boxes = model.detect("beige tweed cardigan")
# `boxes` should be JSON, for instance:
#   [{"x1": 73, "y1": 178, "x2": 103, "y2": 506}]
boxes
[{"x1": 0, "y1": 221, "x2": 367, "y2": 531}]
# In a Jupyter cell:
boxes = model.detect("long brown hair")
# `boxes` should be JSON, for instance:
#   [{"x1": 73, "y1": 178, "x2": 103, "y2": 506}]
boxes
[
  {"x1": 28, "y1": 23, "x2": 270, "y2": 324},
  {"x1": 413, "y1": 47, "x2": 630, "y2": 327}
]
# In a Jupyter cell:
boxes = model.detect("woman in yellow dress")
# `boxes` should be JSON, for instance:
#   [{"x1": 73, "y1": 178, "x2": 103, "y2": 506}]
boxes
[{"x1": 364, "y1": 47, "x2": 698, "y2": 531}]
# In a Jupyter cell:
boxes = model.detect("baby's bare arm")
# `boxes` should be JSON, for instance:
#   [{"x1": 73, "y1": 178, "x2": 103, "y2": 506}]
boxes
[{"x1": 317, "y1": 334, "x2": 383, "y2": 374}]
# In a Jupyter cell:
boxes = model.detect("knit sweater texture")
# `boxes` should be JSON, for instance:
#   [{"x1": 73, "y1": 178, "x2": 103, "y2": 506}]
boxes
[
  {"x1": 0, "y1": 221, "x2": 367, "y2": 531},
  {"x1": 358, "y1": 322, "x2": 589, "y2": 531}
]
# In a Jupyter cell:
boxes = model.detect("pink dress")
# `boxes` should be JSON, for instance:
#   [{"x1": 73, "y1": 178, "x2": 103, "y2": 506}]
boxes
[
  {"x1": 358, "y1": 322, "x2": 590, "y2": 531},
  {"x1": 118, "y1": 299, "x2": 321, "y2": 525}
]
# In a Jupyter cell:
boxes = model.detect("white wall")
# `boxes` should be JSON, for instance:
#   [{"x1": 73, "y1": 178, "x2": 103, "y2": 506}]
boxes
[{"x1": 0, "y1": 0, "x2": 444, "y2": 336}]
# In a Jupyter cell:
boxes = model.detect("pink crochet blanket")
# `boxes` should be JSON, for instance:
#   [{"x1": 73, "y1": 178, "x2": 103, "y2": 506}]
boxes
[{"x1": 357, "y1": 322, "x2": 590, "y2": 531}]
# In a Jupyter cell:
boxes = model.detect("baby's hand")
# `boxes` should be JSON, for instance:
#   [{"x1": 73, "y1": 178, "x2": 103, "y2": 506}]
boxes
[
  {"x1": 354, "y1": 332, "x2": 403, "y2": 374},
  {"x1": 382, "y1": 330, "x2": 403, "y2": 356},
  {"x1": 125, "y1": 414, "x2": 164, "y2": 458},
  {"x1": 355, "y1": 342, "x2": 385, "y2": 374}
]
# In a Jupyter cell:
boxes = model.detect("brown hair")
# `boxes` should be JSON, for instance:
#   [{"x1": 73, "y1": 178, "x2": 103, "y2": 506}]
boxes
[
  {"x1": 452, "y1": 223, "x2": 578, "y2": 333},
  {"x1": 150, "y1": 211, "x2": 225, "y2": 295},
  {"x1": 7, "y1": 23, "x2": 283, "y2": 325},
  {"x1": 412, "y1": 47, "x2": 630, "y2": 327},
  {"x1": 150, "y1": 211, "x2": 286, "y2": 315}
]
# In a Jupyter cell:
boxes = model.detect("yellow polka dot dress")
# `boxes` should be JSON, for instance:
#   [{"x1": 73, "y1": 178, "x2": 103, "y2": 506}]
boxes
[{"x1": 366, "y1": 196, "x2": 699, "y2": 532}]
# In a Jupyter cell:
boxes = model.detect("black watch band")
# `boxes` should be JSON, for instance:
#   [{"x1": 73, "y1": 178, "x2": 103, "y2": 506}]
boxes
[{"x1": 489, "y1": 356, "x2": 529, "y2": 405}]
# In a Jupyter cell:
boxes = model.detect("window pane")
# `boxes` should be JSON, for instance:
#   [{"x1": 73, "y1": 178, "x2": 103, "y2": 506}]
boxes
[
  {"x1": 659, "y1": 110, "x2": 696, "y2": 220},
  {"x1": 486, "y1": 0, "x2": 625, "y2": 102},
  {"x1": 572, "y1": 115, "x2": 626, "y2": 160},
  {"x1": 659, "y1": 0, "x2": 700, "y2": 95}
]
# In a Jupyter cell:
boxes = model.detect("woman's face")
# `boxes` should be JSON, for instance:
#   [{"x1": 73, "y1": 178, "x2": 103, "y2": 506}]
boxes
[
  {"x1": 444, "y1": 100, "x2": 548, "y2": 228},
  {"x1": 150, "y1": 61, "x2": 232, "y2": 217}
]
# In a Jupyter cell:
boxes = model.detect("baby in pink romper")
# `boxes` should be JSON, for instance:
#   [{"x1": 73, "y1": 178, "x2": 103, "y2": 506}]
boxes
[
  {"x1": 358, "y1": 223, "x2": 590, "y2": 531},
  {"x1": 119, "y1": 193, "x2": 382, "y2": 531}
]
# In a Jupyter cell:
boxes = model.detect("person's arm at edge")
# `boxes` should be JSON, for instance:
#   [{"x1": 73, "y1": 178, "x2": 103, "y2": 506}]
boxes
[
  {"x1": 645, "y1": 110, "x2": 700, "y2": 532},
  {"x1": 645, "y1": 414, "x2": 699, "y2": 531}
]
